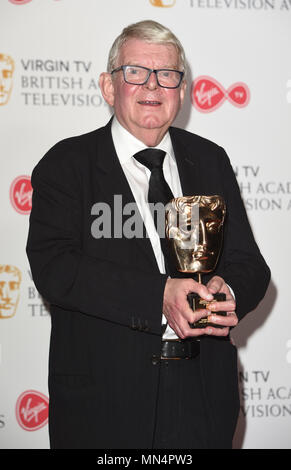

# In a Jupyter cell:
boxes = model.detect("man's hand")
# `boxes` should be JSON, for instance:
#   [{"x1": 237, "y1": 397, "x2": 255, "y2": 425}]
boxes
[
  {"x1": 163, "y1": 278, "x2": 212, "y2": 339},
  {"x1": 206, "y1": 275, "x2": 238, "y2": 332},
  {"x1": 163, "y1": 276, "x2": 238, "y2": 339}
]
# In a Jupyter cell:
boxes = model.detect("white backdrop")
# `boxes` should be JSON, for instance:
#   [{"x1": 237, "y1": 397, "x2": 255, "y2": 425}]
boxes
[{"x1": 1, "y1": 0, "x2": 290, "y2": 449}]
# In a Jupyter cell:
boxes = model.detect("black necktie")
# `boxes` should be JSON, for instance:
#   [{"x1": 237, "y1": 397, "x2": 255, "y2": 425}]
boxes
[
  {"x1": 133, "y1": 148, "x2": 176, "y2": 276},
  {"x1": 133, "y1": 149, "x2": 174, "y2": 206}
]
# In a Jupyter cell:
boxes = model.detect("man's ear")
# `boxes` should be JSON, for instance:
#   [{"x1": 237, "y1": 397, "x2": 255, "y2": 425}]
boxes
[
  {"x1": 179, "y1": 79, "x2": 187, "y2": 109},
  {"x1": 99, "y1": 72, "x2": 115, "y2": 107}
]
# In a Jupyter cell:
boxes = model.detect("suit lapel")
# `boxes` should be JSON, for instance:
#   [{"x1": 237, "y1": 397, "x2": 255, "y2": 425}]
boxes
[
  {"x1": 170, "y1": 127, "x2": 204, "y2": 196},
  {"x1": 94, "y1": 119, "x2": 160, "y2": 271}
]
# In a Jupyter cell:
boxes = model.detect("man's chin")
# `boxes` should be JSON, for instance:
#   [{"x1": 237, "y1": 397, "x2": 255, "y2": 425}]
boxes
[
  {"x1": 138, "y1": 116, "x2": 165, "y2": 130},
  {"x1": 134, "y1": 123, "x2": 168, "y2": 146}
]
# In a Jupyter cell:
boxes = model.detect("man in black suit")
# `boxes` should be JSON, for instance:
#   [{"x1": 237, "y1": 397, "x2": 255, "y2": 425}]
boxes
[{"x1": 26, "y1": 20, "x2": 270, "y2": 449}]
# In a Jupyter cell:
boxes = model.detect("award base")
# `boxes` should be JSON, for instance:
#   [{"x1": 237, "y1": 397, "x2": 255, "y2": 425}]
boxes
[{"x1": 187, "y1": 292, "x2": 226, "y2": 328}]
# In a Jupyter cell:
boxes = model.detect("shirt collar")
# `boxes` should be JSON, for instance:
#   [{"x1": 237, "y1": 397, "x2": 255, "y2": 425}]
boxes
[{"x1": 111, "y1": 115, "x2": 176, "y2": 165}]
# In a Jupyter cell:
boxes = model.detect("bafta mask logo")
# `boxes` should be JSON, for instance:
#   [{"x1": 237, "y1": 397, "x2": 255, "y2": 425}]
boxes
[
  {"x1": 10, "y1": 175, "x2": 33, "y2": 214},
  {"x1": 0, "y1": 265, "x2": 21, "y2": 319},
  {"x1": 149, "y1": 0, "x2": 176, "y2": 7},
  {"x1": 0, "y1": 54, "x2": 15, "y2": 106}
]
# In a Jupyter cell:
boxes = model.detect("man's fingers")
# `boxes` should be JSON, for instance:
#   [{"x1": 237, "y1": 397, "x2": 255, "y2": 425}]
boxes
[
  {"x1": 168, "y1": 307, "x2": 210, "y2": 339},
  {"x1": 205, "y1": 326, "x2": 230, "y2": 337},
  {"x1": 192, "y1": 282, "x2": 213, "y2": 302},
  {"x1": 208, "y1": 299, "x2": 236, "y2": 313},
  {"x1": 162, "y1": 277, "x2": 238, "y2": 340},
  {"x1": 206, "y1": 276, "x2": 224, "y2": 295},
  {"x1": 191, "y1": 307, "x2": 211, "y2": 324},
  {"x1": 208, "y1": 311, "x2": 238, "y2": 328},
  {"x1": 167, "y1": 319, "x2": 185, "y2": 339}
]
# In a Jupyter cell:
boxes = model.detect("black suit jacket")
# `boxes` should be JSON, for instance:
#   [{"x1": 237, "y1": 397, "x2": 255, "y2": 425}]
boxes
[{"x1": 26, "y1": 119, "x2": 270, "y2": 449}]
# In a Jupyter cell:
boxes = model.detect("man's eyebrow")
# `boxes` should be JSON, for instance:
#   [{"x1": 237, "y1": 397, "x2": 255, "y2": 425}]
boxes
[{"x1": 122, "y1": 63, "x2": 180, "y2": 70}]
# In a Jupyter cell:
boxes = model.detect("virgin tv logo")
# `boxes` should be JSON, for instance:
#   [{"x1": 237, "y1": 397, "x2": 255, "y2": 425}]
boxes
[
  {"x1": 8, "y1": 0, "x2": 61, "y2": 4},
  {"x1": 192, "y1": 76, "x2": 250, "y2": 112},
  {"x1": 16, "y1": 390, "x2": 49, "y2": 431},
  {"x1": 10, "y1": 175, "x2": 32, "y2": 214},
  {"x1": 8, "y1": 0, "x2": 32, "y2": 4}
]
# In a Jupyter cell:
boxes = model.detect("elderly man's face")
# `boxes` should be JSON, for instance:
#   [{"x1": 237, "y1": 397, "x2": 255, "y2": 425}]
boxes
[{"x1": 101, "y1": 38, "x2": 186, "y2": 146}]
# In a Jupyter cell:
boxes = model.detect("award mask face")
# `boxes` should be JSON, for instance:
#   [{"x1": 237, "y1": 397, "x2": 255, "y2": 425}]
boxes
[
  {"x1": 165, "y1": 195, "x2": 226, "y2": 273},
  {"x1": 0, "y1": 265, "x2": 21, "y2": 319}
]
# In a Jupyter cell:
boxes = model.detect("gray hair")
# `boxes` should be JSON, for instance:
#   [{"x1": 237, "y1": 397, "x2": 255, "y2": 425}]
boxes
[{"x1": 107, "y1": 20, "x2": 186, "y2": 73}]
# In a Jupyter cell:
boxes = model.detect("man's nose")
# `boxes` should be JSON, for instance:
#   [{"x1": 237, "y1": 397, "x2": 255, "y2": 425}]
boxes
[{"x1": 144, "y1": 71, "x2": 158, "y2": 90}]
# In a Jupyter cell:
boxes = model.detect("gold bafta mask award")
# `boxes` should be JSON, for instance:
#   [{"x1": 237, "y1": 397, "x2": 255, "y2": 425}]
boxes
[{"x1": 165, "y1": 195, "x2": 226, "y2": 328}]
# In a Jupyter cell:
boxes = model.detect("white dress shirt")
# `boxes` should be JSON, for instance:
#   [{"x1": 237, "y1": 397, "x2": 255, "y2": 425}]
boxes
[{"x1": 111, "y1": 116, "x2": 182, "y2": 340}]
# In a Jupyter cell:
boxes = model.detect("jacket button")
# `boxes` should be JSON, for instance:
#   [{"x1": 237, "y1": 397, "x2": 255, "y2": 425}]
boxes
[
  {"x1": 131, "y1": 317, "x2": 137, "y2": 330},
  {"x1": 151, "y1": 355, "x2": 160, "y2": 366},
  {"x1": 144, "y1": 320, "x2": 149, "y2": 332}
]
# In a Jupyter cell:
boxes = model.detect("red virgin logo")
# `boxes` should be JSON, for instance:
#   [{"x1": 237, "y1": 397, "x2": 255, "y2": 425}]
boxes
[
  {"x1": 8, "y1": 0, "x2": 61, "y2": 3},
  {"x1": 10, "y1": 175, "x2": 32, "y2": 214},
  {"x1": 192, "y1": 76, "x2": 250, "y2": 113},
  {"x1": 8, "y1": 0, "x2": 32, "y2": 4},
  {"x1": 16, "y1": 390, "x2": 49, "y2": 431}
]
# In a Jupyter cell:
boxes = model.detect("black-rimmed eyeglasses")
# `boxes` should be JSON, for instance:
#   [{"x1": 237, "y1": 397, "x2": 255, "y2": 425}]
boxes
[{"x1": 111, "y1": 65, "x2": 184, "y2": 89}]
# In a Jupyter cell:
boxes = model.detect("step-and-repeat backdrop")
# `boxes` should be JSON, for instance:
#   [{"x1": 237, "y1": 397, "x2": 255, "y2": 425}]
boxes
[{"x1": 1, "y1": 0, "x2": 290, "y2": 449}]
